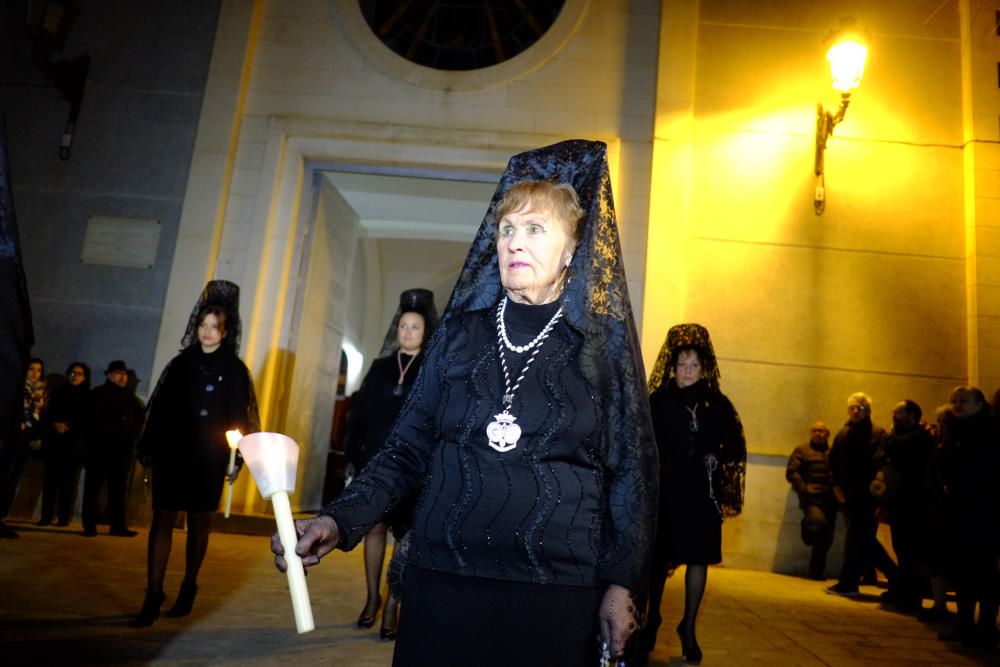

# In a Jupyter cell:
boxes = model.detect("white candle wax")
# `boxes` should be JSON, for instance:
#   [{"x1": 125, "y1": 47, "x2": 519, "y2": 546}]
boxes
[
  {"x1": 224, "y1": 431, "x2": 241, "y2": 519},
  {"x1": 271, "y1": 490, "x2": 315, "y2": 633}
]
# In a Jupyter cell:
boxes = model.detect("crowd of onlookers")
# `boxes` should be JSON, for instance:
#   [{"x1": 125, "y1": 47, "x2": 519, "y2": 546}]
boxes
[
  {"x1": 787, "y1": 389, "x2": 1000, "y2": 650},
  {"x1": 0, "y1": 357, "x2": 145, "y2": 539}
]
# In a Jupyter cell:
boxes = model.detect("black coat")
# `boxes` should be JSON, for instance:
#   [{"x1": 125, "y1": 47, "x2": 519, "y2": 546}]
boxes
[
  {"x1": 932, "y1": 409, "x2": 1000, "y2": 554},
  {"x1": 138, "y1": 345, "x2": 257, "y2": 512},
  {"x1": 873, "y1": 424, "x2": 932, "y2": 520},
  {"x1": 829, "y1": 418, "x2": 886, "y2": 510},
  {"x1": 343, "y1": 351, "x2": 422, "y2": 472},
  {"x1": 44, "y1": 382, "x2": 90, "y2": 458},
  {"x1": 651, "y1": 379, "x2": 744, "y2": 565},
  {"x1": 87, "y1": 380, "x2": 144, "y2": 459}
]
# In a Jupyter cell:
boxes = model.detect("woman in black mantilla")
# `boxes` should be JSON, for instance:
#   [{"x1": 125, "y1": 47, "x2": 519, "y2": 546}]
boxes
[
  {"x1": 133, "y1": 280, "x2": 259, "y2": 626},
  {"x1": 637, "y1": 324, "x2": 746, "y2": 665},
  {"x1": 345, "y1": 288, "x2": 438, "y2": 638},
  {"x1": 272, "y1": 140, "x2": 658, "y2": 666}
]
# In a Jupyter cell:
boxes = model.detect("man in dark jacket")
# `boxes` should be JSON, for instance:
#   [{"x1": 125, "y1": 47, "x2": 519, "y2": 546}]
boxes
[
  {"x1": 787, "y1": 421, "x2": 837, "y2": 580},
  {"x1": 873, "y1": 400, "x2": 933, "y2": 610},
  {"x1": 81, "y1": 360, "x2": 144, "y2": 537},
  {"x1": 826, "y1": 392, "x2": 898, "y2": 596}
]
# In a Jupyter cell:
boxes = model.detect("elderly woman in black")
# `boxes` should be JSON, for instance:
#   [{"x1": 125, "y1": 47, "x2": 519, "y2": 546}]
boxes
[
  {"x1": 134, "y1": 281, "x2": 259, "y2": 626},
  {"x1": 637, "y1": 324, "x2": 746, "y2": 665},
  {"x1": 273, "y1": 140, "x2": 657, "y2": 666},
  {"x1": 344, "y1": 288, "x2": 437, "y2": 638}
]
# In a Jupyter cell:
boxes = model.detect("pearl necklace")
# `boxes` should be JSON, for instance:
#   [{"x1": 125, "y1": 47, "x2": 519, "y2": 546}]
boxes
[
  {"x1": 486, "y1": 296, "x2": 563, "y2": 453},
  {"x1": 497, "y1": 296, "x2": 562, "y2": 354}
]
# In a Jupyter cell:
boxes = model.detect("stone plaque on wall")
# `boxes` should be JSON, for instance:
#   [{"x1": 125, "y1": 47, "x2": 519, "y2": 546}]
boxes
[{"x1": 81, "y1": 216, "x2": 160, "y2": 268}]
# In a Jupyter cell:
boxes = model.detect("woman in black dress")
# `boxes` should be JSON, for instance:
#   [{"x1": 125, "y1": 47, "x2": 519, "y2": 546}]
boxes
[
  {"x1": 133, "y1": 280, "x2": 258, "y2": 626},
  {"x1": 345, "y1": 288, "x2": 437, "y2": 638},
  {"x1": 273, "y1": 140, "x2": 657, "y2": 666},
  {"x1": 38, "y1": 361, "x2": 90, "y2": 527},
  {"x1": 638, "y1": 324, "x2": 746, "y2": 664}
]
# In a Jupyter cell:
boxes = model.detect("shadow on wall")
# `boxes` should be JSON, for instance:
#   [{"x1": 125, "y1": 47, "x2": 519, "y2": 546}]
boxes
[{"x1": 771, "y1": 487, "x2": 846, "y2": 580}]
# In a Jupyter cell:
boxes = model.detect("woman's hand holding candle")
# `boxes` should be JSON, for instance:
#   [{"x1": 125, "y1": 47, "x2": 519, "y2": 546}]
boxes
[{"x1": 271, "y1": 515, "x2": 340, "y2": 571}]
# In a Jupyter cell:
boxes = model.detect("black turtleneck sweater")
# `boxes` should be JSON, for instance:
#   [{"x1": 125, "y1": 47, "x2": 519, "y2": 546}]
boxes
[{"x1": 323, "y1": 298, "x2": 645, "y2": 591}]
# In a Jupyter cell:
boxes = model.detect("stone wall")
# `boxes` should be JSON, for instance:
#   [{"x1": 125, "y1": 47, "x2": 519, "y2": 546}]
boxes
[{"x1": 3, "y1": 0, "x2": 220, "y2": 393}]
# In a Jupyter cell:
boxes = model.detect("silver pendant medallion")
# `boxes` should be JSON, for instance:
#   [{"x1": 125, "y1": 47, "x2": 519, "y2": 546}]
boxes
[
  {"x1": 486, "y1": 411, "x2": 521, "y2": 452},
  {"x1": 392, "y1": 383, "x2": 403, "y2": 397}
]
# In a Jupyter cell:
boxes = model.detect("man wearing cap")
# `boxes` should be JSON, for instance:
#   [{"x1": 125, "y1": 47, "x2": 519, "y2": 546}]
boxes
[{"x1": 82, "y1": 360, "x2": 144, "y2": 537}]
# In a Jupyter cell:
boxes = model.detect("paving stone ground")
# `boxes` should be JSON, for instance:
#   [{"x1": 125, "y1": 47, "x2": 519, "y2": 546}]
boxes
[{"x1": 1, "y1": 519, "x2": 996, "y2": 666}]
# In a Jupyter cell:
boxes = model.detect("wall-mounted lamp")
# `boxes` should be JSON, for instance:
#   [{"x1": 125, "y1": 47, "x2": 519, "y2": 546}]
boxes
[{"x1": 814, "y1": 31, "x2": 867, "y2": 214}]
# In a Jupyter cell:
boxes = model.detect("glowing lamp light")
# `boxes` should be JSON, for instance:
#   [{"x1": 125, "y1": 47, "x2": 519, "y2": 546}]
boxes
[
  {"x1": 238, "y1": 432, "x2": 315, "y2": 634},
  {"x1": 827, "y1": 39, "x2": 867, "y2": 92},
  {"x1": 814, "y1": 26, "x2": 869, "y2": 215}
]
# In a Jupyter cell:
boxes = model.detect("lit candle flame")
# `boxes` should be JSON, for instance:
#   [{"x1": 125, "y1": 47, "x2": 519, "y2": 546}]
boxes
[{"x1": 226, "y1": 429, "x2": 243, "y2": 449}]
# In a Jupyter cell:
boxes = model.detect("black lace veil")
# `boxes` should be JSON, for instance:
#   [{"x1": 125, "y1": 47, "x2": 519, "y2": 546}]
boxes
[
  {"x1": 427, "y1": 138, "x2": 658, "y2": 599},
  {"x1": 442, "y1": 140, "x2": 636, "y2": 329},
  {"x1": 649, "y1": 323, "x2": 746, "y2": 518},
  {"x1": 647, "y1": 323, "x2": 720, "y2": 394},
  {"x1": 179, "y1": 280, "x2": 243, "y2": 350},
  {"x1": 377, "y1": 288, "x2": 440, "y2": 358}
]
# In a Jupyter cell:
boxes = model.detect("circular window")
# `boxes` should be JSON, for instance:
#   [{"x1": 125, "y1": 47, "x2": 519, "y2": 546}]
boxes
[
  {"x1": 358, "y1": 1, "x2": 566, "y2": 71},
  {"x1": 333, "y1": 0, "x2": 586, "y2": 91}
]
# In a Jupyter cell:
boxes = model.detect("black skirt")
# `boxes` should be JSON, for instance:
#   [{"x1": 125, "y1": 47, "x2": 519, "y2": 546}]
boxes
[
  {"x1": 393, "y1": 567, "x2": 603, "y2": 667},
  {"x1": 659, "y1": 475, "x2": 722, "y2": 565}
]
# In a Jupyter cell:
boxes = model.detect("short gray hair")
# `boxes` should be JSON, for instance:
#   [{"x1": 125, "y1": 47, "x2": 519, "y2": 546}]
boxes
[{"x1": 847, "y1": 392, "x2": 871, "y2": 410}]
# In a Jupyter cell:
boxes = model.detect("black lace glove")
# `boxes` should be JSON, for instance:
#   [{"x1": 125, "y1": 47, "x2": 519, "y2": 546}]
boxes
[
  {"x1": 599, "y1": 584, "x2": 637, "y2": 662},
  {"x1": 271, "y1": 514, "x2": 340, "y2": 572}
]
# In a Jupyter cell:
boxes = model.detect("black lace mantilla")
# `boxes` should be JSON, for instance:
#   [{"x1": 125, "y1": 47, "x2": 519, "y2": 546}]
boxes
[
  {"x1": 445, "y1": 140, "x2": 632, "y2": 326},
  {"x1": 179, "y1": 280, "x2": 243, "y2": 350},
  {"x1": 648, "y1": 323, "x2": 719, "y2": 395}
]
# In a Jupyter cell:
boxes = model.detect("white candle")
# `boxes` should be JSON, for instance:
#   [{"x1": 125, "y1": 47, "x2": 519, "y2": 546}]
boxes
[
  {"x1": 271, "y1": 490, "x2": 315, "y2": 633},
  {"x1": 237, "y1": 431, "x2": 315, "y2": 634},
  {"x1": 224, "y1": 430, "x2": 242, "y2": 518}
]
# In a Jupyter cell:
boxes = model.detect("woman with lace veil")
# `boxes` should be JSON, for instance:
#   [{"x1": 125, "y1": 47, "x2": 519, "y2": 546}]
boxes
[
  {"x1": 133, "y1": 280, "x2": 259, "y2": 626},
  {"x1": 343, "y1": 288, "x2": 438, "y2": 639},
  {"x1": 636, "y1": 324, "x2": 746, "y2": 664},
  {"x1": 272, "y1": 140, "x2": 657, "y2": 666}
]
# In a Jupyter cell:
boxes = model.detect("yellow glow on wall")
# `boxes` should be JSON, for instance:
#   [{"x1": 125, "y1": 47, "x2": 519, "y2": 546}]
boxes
[{"x1": 643, "y1": 106, "x2": 817, "y2": 369}]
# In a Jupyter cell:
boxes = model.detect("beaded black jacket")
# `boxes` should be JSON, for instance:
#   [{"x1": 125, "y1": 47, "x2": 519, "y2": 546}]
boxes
[{"x1": 320, "y1": 140, "x2": 658, "y2": 604}]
